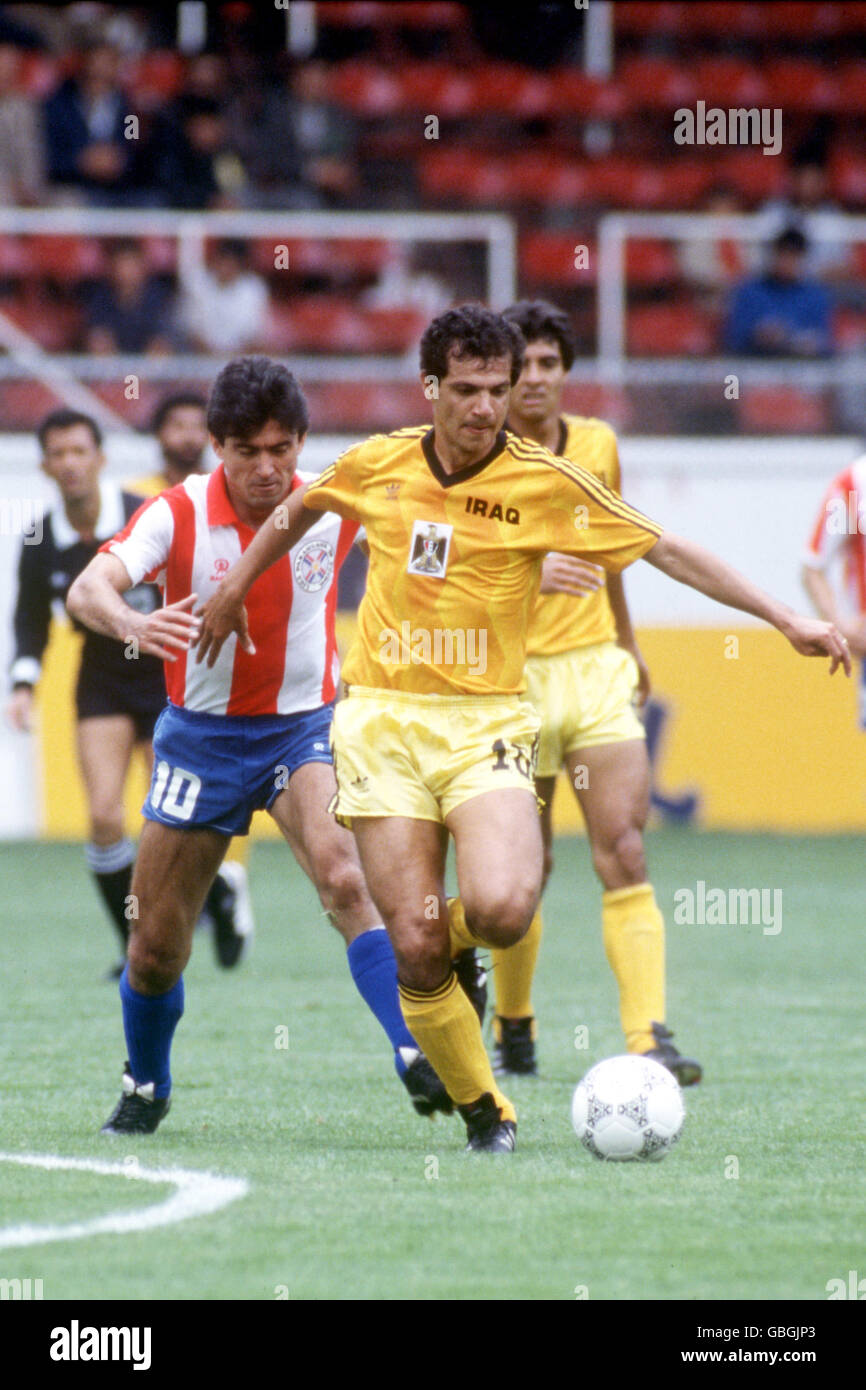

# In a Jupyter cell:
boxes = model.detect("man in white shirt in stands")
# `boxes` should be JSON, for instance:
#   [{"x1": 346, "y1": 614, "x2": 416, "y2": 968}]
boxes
[{"x1": 180, "y1": 238, "x2": 269, "y2": 355}]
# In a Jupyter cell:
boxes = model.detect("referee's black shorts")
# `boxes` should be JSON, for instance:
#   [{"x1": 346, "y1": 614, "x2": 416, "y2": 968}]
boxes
[{"x1": 75, "y1": 666, "x2": 166, "y2": 743}]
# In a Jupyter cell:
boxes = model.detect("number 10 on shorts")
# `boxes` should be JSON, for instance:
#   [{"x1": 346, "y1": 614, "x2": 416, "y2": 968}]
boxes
[{"x1": 150, "y1": 760, "x2": 202, "y2": 821}]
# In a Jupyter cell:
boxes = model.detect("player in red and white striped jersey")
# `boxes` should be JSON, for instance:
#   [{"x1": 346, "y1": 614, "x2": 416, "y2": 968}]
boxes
[
  {"x1": 803, "y1": 455, "x2": 866, "y2": 723},
  {"x1": 68, "y1": 356, "x2": 450, "y2": 1135},
  {"x1": 106, "y1": 466, "x2": 355, "y2": 716}
]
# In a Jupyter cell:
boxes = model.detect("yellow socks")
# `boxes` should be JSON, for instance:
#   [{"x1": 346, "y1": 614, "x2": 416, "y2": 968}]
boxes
[
  {"x1": 490, "y1": 907, "x2": 543, "y2": 1042},
  {"x1": 399, "y1": 973, "x2": 515, "y2": 1122},
  {"x1": 602, "y1": 882, "x2": 665, "y2": 1054},
  {"x1": 446, "y1": 896, "x2": 483, "y2": 954}
]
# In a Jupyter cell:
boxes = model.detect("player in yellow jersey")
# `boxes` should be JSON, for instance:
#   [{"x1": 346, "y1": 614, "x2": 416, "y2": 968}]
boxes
[
  {"x1": 194, "y1": 312, "x2": 849, "y2": 1153},
  {"x1": 126, "y1": 391, "x2": 254, "y2": 967},
  {"x1": 489, "y1": 299, "x2": 700, "y2": 1082}
]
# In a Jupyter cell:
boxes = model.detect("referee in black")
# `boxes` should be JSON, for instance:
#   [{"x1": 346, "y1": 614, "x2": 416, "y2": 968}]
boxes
[{"x1": 6, "y1": 408, "x2": 247, "y2": 975}]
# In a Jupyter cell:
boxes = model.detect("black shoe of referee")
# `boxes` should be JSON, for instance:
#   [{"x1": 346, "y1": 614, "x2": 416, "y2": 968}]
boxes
[{"x1": 101, "y1": 1063, "x2": 171, "y2": 1135}]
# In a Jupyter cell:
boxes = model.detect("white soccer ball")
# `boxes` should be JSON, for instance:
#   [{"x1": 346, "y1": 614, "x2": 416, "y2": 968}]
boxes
[{"x1": 571, "y1": 1054, "x2": 685, "y2": 1161}]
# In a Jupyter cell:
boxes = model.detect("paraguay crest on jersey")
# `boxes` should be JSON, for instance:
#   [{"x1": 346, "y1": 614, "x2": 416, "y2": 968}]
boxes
[{"x1": 293, "y1": 537, "x2": 335, "y2": 591}]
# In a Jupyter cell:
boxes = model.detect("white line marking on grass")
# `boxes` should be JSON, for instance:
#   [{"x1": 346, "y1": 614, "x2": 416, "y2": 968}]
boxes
[{"x1": 0, "y1": 1152, "x2": 248, "y2": 1249}]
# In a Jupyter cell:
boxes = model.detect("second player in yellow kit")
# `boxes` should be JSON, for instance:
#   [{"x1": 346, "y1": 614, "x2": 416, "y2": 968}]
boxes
[{"x1": 493, "y1": 300, "x2": 702, "y2": 1083}]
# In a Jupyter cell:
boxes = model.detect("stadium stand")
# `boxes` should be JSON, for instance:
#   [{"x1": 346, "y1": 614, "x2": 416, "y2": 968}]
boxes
[{"x1": 1, "y1": 2, "x2": 866, "y2": 431}]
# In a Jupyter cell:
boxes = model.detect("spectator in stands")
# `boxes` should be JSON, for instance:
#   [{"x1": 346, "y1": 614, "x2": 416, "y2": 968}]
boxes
[
  {"x1": 677, "y1": 184, "x2": 750, "y2": 312},
  {"x1": 760, "y1": 149, "x2": 853, "y2": 284},
  {"x1": 224, "y1": 54, "x2": 307, "y2": 208},
  {"x1": 84, "y1": 238, "x2": 175, "y2": 356},
  {"x1": 725, "y1": 228, "x2": 834, "y2": 359},
  {"x1": 0, "y1": 41, "x2": 45, "y2": 204},
  {"x1": 43, "y1": 40, "x2": 139, "y2": 203},
  {"x1": 178, "y1": 238, "x2": 269, "y2": 353},
  {"x1": 154, "y1": 92, "x2": 244, "y2": 209},
  {"x1": 289, "y1": 61, "x2": 360, "y2": 207}
]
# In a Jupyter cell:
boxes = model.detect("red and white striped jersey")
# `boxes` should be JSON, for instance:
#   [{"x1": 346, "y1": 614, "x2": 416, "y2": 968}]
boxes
[
  {"x1": 805, "y1": 455, "x2": 866, "y2": 616},
  {"x1": 101, "y1": 466, "x2": 358, "y2": 716}
]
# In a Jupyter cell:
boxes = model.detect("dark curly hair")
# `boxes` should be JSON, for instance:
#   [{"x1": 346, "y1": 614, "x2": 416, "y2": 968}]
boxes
[
  {"x1": 207, "y1": 356, "x2": 309, "y2": 444},
  {"x1": 419, "y1": 304, "x2": 525, "y2": 385},
  {"x1": 502, "y1": 299, "x2": 578, "y2": 371},
  {"x1": 37, "y1": 409, "x2": 102, "y2": 450},
  {"x1": 150, "y1": 391, "x2": 207, "y2": 435}
]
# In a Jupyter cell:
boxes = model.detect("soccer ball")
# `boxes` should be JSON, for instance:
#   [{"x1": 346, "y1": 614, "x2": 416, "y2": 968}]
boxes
[{"x1": 571, "y1": 1054, "x2": 685, "y2": 1161}]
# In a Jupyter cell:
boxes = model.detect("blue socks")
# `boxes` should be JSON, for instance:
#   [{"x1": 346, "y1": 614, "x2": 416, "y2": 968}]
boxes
[
  {"x1": 346, "y1": 926, "x2": 417, "y2": 1076},
  {"x1": 119, "y1": 966, "x2": 185, "y2": 1100}
]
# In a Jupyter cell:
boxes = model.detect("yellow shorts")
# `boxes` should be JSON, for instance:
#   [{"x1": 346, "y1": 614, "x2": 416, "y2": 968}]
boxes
[
  {"x1": 330, "y1": 688, "x2": 540, "y2": 826},
  {"x1": 525, "y1": 641, "x2": 645, "y2": 779}
]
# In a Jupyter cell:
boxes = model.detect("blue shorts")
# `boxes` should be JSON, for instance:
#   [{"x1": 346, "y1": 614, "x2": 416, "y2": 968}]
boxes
[
  {"x1": 860, "y1": 661, "x2": 866, "y2": 730},
  {"x1": 143, "y1": 701, "x2": 334, "y2": 836}
]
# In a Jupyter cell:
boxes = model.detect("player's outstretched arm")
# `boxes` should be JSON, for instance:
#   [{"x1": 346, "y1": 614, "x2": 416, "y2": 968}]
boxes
[
  {"x1": 67, "y1": 553, "x2": 200, "y2": 661},
  {"x1": 644, "y1": 532, "x2": 851, "y2": 675},
  {"x1": 195, "y1": 482, "x2": 317, "y2": 668}
]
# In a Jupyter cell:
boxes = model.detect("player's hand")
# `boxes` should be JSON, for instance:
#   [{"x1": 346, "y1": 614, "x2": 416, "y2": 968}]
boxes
[
  {"x1": 781, "y1": 614, "x2": 852, "y2": 675},
  {"x1": 5, "y1": 686, "x2": 34, "y2": 732},
  {"x1": 839, "y1": 615, "x2": 866, "y2": 659},
  {"x1": 540, "y1": 553, "x2": 605, "y2": 597},
  {"x1": 128, "y1": 594, "x2": 202, "y2": 662},
  {"x1": 195, "y1": 585, "x2": 255, "y2": 668}
]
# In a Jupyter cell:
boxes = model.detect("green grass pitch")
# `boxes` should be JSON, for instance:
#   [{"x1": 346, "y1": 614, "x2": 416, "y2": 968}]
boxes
[{"x1": 1, "y1": 831, "x2": 863, "y2": 1301}]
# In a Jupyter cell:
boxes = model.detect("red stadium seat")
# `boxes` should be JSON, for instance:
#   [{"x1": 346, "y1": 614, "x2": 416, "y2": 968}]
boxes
[
  {"x1": 627, "y1": 302, "x2": 717, "y2": 355},
  {"x1": 127, "y1": 50, "x2": 185, "y2": 105},
  {"x1": 718, "y1": 151, "x2": 786, "y2": 202},
  {"x1": 679, "y1": 2, "x2": 767, "y2": 36},
  {"x1": 836, "y1": 306, "x2": 866, "y2": 349},
  {"x1": 0, "y1": 236, "x2": 35, "y2": 278},
  {"x1": 626, "y1": 240, "x2": 681, "y2": 286},
  {"x1": 316, "y1": 3, "x2": 463, "y2": 29},
  {"x1": 764, "y1": 60, "x2": 839, "y2": 111},
  {"x1": 561, "y1": 383, "x2": 633, "y2": 431},
  {"x1": 466, "y1": 65, "x2": 553, "y2": 119},
  {"x1": 17, "y1": 51, "x2": 59, "y2": 97},
  {"x1": 2, "y1": 295, "x2": 83, "y2": 351},
  {"x1": 829, "y1": 153, "x2": 866, "y2": 204},
  {"x1": 329, "y1": 64, "x2": 404, "y2": 116},
  {"x1": 418, "y1": 149, "x2": 517, "y2": 203},
  {"x1": 267, "y1": 299, "x2": 425, "y2": 354},
  {"x1": 28, "y1": 236, "x2": 103, "y2": 282},
  {"x1": 549, "y1": 69, "x2": 625, "y2": 119},
  {"x1": 0, "y1": 380, "x2": 65, "y2": 425},
  {"x1": 690, "y1": 58, "x2": 769, "y2": 106},
  {"x1": 521, "y1": 232, "x2": 596, "y2": 286},
  {"x1": 737, "y1": 386, "x2": 829, "y2": 432},
  {"x1": 597, "y1": 160, "x2": 713, "y2": 210},
  {"x1": 835, "y1": 62, "x2": 866, "y2": 114},
  {"x1": 92, "y1": 380, "x2": 160, "y2": 425},
  {"x1": 617, "y1": 58, "x2": 699, "y2": 109},
  {"x1": 613, "y1": 3, "x2": 685, "y2": 37}
]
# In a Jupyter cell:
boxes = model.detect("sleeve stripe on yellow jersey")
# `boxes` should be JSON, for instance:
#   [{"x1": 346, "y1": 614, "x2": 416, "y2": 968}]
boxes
[
  {"x1": 309, "y1": 462, "x2": 337, "y2": 489},
  {"x1": 505, "y1": 435, "x2": 660, "y2": 534},
  {"x1": 545, "y1": 455, "x2": 663, "y2": 536}
]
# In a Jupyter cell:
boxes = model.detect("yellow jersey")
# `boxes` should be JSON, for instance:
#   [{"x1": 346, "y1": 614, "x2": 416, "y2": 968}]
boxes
[
  {"x1": 125, "y1": 471, "x2": 170, "y2": 499},
  {"x1": 526, "y1": 414, "x2": 623, "y2": 656},
  {"x1": 303, "y1": 424, "x2": 661, "y2": 697}
]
